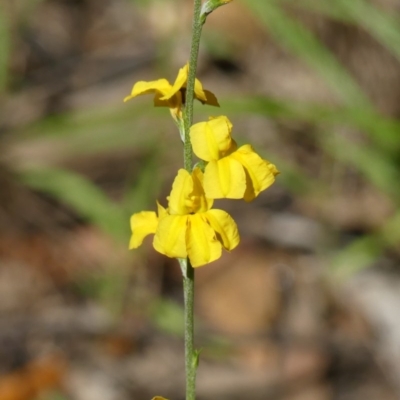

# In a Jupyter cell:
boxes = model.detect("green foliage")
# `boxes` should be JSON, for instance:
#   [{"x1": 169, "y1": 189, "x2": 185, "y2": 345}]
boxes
[
  {"x1": 18, "y1": 137, "x2": 163, "y2": 239},
  {"x1": 320, "y1": 133, "x2": 400, "y2": 199},
  {"x1": 37, "y1": 391, "x2": 69, "y2": 400},
  {"x1": 241, "y1": 0, "x2": 370, "y2": 107},
  {"x1": 0, "y1": 5, "x2": 10, "y2": 92},
  {"x1": 123, "y1": 147, "x2": 162, "y2": 213},
  {"x1": 74, "y1": 269, "x2": 131, "y2": 314},
  {"x1": 150, "y1": 298, "x2": 185, "y2": 336},
  {"x1": 20, "y1": 167, "x2": 128, "y2": 242},
  {"x1": 222, "y1": 97, "x2": 400, "y2": 154},
  {"x1": 331, "y1": 212, "x2": 400, "y2": 279},
  {"x1": 286, "y1": 0, "x2": 400, "y2": 62}
]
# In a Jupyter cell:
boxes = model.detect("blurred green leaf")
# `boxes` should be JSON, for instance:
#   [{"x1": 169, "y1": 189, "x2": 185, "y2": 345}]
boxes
[
  {"x1": 382, "y1": 211, "x2": 400, "y2": 246},
  {"x1": 222, "y1": 96, "x2": 400, "y2": 155},
  {"x1": 15, "y1": 104, "x2": 172, "y2": 167},
  {"x1": 331, "y1": 212, "x2": 400, "y2": 279},
  {"x1": 238, "y1": 0, "x2": 400, "y2": 155},
  {"x1": 130, "y1": 0, "x2": 157, "y2": 6},
  {"x1": 320, "y1": 133, "x2": 400, "y2": 199},
  {"x1": 203, "y1": 30, "x2": 236, "y2": 59},
  {"x1": 286, "y1": 0, "x2": 400, "y2": 63},
  {"x1": 74, "y1": 270, "x2": 130, "y2": 314},
  {"x1": 330, "y1": 235, "x2": 383, "y2": 279},
  {"x1": 335, "y1": 0, "x2": 400, "y2": 62},
  {"x1": 224, "y1": 96, "x2": 400, "y2": 199},
  {"x1": 0, "y1": 5, "x2": 10, "y2": 92},
  {"x1": 20, "y1": 102, "x2": 158, "y2": 139},
  {"x1": 20, "y1": 167, "x2": 127, "y2": 242},
  {"x1": 150, "y1": 298, "x2": 185, "y2": 336},
  {"x1": 240, "y1": 0, "x2": 371, "y2": 108},
  {"x1": 123, "y1": 145, "x2": 162, "y2": 213},
  {"x1": 283, "y1": 0, "x2": 353, "y2": 21},
  {"x1": 37, "y1": 391, "x2": 69, "y2": 400}
]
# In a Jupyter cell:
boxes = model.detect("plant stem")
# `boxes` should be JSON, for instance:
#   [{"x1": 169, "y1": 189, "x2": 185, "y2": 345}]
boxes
[
  {"x1": 183, "y1": 259, "x2": 196, "y2": 400},
  {"x1": 182, "y1": 1, "x2": 203, "y2": 400},
  {"x1": 183, "y1": 0, "x2": 203, "y2": 172}
]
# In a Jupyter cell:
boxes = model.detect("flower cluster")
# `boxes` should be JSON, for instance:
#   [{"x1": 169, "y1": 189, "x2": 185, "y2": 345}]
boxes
[
  {"x1": 125, "y1": 65, "x2": 278, "y2": 268},
  {"x1": 130, "y1": 168, "x2": 239, "y2": 267}
]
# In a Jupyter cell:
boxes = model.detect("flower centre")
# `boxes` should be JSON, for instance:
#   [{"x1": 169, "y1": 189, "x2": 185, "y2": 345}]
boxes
[{"x1": 184, "y1": 194, "x2": 201, "y2": 213}]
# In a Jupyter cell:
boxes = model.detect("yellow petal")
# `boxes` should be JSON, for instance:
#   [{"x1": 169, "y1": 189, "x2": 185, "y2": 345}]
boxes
[
  {"x1": 231, "y1": 145, "x2": 278, "y2": 201},
  {"x1": 203, "y1": 89, "x2": 220, "y2": 107},
  {"x1": 187, "y1": 214, "x2": 222, "y2": 267},
  {"x1": 204, "y1": 158, "x2": 246, "y2": 199},
  {"x1": 209, "y1": 115, "x2": 233, "y2": 131},
  {"x1": 153, "y1": 92, "x2": 170, "y2": 107},
  {"x1": 129, "y1": 211, "x2": 158, "y2": 249},
  {"x1": 157, "y1": 201, "x2": 168, "y2": 218},
  {"x1": 152, "y1": 397, "x2": 169, "y2": 400},
  {"x1": 190, "y1": 122, "x2": 213, "y2": 161},
  {"x1": 161, "y1": 64, "x2": 188, "y2": 101},
  {"x1": 153, "y1": 215, "x2": 188, "y2": 258},
  {"x1": 190, "y1": 116, "x2": 233, "y2": 161},
  {"x1": 192, "y1": 168, "x2": 213, "y2": 212},
  {"x1": 208, "y1": 116, "x2": 233, "y2": 153},
  {"x1": 124, "y1": 79, "x2": 172, "y2": 102},
  {"x1": 267, "y1": 161, "x2": 280, "y2": 177},
  {"x1": 168, "y1": 169, "x2": 194, "y2": 215},
  {"x1": 204, "y1": 209, "x2": 240, "y2": 251},
  {"x1": 194, "y1": 78, "x2": 208, "y2": 103}
]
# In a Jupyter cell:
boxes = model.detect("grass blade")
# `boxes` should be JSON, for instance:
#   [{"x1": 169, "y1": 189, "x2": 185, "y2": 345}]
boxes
[
  {"x1": 20, "y1": 167, "x2": 127, "y2": 242},
  {"x1": 0, "y1": 5, "x2": 10, "y2": 92},
  {"x1": 222, "y1": 96, "x2": 400, "y2": 154},
  {"x1": 240, "y1": 0, "x2": 371, "y2": 108},
  {"x1": 285, "y1": 0, "x2": 400, "y2": 63}
]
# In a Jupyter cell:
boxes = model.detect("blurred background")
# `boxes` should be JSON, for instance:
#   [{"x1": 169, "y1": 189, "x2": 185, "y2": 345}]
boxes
[{"x1": 1, "y1": 0, "x2": 400, "y2": 399}]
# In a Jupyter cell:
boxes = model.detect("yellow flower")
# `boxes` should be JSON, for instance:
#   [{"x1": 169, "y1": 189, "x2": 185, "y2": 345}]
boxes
[
  {"x1": 190, "y1": 116, "x2": 279, "y2": 201},
  {"x1": 124, "y1": 64, "x2": 219, "y2": 118},
  {"x1": 129, "y1": 168, "x2": 239, "y2": 267},
  {"x1": 129, "y1": 202, "x2": 166, "y2": 250},
  {"x1": 151, "y1": 397, "x2": 169, "y2": 400}
]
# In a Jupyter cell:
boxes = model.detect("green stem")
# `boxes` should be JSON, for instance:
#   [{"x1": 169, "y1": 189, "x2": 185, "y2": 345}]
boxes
[
  {"x1": 183, "y1": 259, "x2": 196, "y2": 400},
  {"x1": 183, "y1": 0, "x2": 203, "y2": 172},
  {"x1": 181, "y1": 2, "x2": 203, "y2": 400}
]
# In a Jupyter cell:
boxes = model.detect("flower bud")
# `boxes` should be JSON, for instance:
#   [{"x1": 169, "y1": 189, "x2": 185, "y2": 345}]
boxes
[{"x1": 200, "y1": 0, "x2": 232, "y2": 24}]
